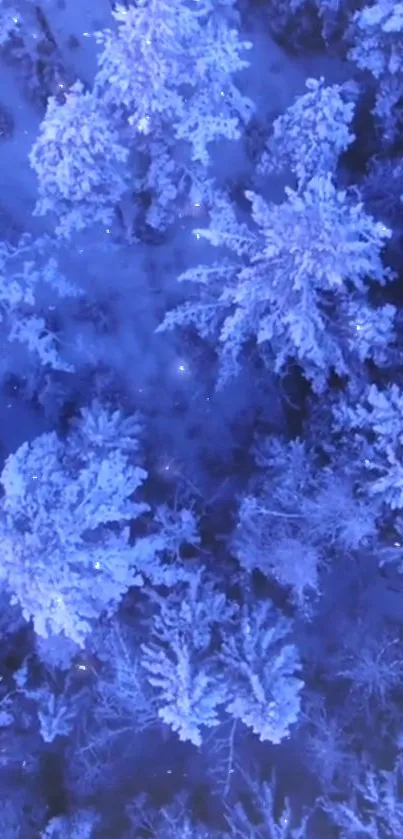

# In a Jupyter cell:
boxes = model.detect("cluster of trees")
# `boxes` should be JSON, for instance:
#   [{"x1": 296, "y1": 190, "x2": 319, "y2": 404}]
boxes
[{"x1": 0, "y1": 0, "x2": 403, "y2": 836}]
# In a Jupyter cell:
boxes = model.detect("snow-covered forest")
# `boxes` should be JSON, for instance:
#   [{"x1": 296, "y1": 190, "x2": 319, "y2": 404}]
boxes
[{"x1": 0, "y1": 0, "x2": 403, "y2": 835}]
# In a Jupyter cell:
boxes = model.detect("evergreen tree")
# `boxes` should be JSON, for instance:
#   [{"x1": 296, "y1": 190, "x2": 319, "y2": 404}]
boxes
[
  {"x1": 93, "y1": 0, "x2": 253, "y2": 229},
  {"x1": 159, "y1": 178, "x2": 393, "y2": 391},
  {"x1": 29, "y1": 82, "x2": 129, "y2": 237},
  {"x1": 259, "y1": 77, "x2": 357, "y2": 189},
  {"x1": 349, "y1": 0, "x2": 403, "y2": 144},
  {"x1": 0, "y1": 401, "x2": 148, "y2": 644}
]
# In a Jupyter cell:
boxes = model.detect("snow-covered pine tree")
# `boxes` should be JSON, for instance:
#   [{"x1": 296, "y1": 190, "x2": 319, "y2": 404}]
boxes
[
  {"x1": 141, "y1": 573, "x2": 234, "y2": 746},
  {"x1": 232, "y1": 435, "x2": 378, "y2": 612},
  {"x1": 41, "y1": 810, "x2": 99, "y2": 839},
  {"x1": 225, "y1": 773, "x2": 311, "y2": 838},
  {"x1": 0, "y1": 401, "x2": 149, "y2": 645},
  {"x1": 93, "y1": 0, "x2": 253, "y2": 230},
  {"x1": 159, "y1": 177, "x2": 394, "y2": 392},
  {"x1": 29, "y1": 81, "x2": 129, "y2": 237},
  {"x1": 0, "y1": 398, "x2": 206, "y2": 645},
  {"x1": 259, "y1": 77, "x2": 357, "y2": 189},
  {"x1": 0, "y1": 235, "x2": 80, "y2": 381},
  {"x1": 221, "y1": 601, "x2": 303, "y2": 743},
  {"x1": 324, "y1": 761, "x2": 403, "y2": 837}
]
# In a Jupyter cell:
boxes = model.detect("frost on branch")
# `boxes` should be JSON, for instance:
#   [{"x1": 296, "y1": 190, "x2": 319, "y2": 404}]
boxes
[
  {"x1": 334, "y1": 620, "x2": 403, "y2": 718},
  {"x1": 221, "y1": 601, "x2": 303, "y2": 743},
  {"x1": 41, "y1": 810, "x2": 99, "y2": 839},
  {"x1": 71, "y1": 621, "x2": 157, "y2": 784},
  {"x1": 89, "y1": 621, "x2": 158, "y2": 735},
  {"x1": 323, "y1": 761, "x2": 403, "y2": 838},
  {"x1": 21, "y1": 680, "x2": 80, "y2": 744},
  {"x1": 29, "y1": 81, "x2": 129, "y2": 237},
  {"x1": 0, "y1": 401, "x2": 149, "y2": 645},
  {"x1": 232, "y1": 438, "x2": 322, "y2": 609},
  {"x1": 234, "y1": 434, "x2": 377, "y2": 593},
  {"x1": 226, "y1": 773, "x2": 310, "y2": 839},
  {"x1": 260, "y1": 77, "x2": 356, "y2": 188},
  {"x1": 0, "y1": 239, "x2": 80, "y2": 377},
  {"x1": 233, "y1": 496, "x2": 321, "y2": 613},
  {"x1": 126, "y1": 794, "x2": 216, "y2": 839},
  {"x1": 94, "y1": 2, "x2": 186, "y2": 128},
  {"x1": 333, "y1": 383, "x2": 403, "y2": 511},
  {"x1": 141, "y1": 574, "x2": 235, "y2": 746},
  {"x1": 130, "y1": 503, "x2": 201, "y2": 587},
  {"x1": 159, "y1": 177, "x2": 392, "y2": 391},
  {"x1": 349, "y1": 0, "x2": 403, "y2": 143}
]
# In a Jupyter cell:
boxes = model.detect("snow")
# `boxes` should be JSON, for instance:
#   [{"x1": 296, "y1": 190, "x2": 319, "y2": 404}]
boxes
[
  {"x1": 0, "y1": 0, "x2": 114, "y2": 240},
  {"x1": 0, "y1": 0, "x2": 354, "y2": 487},
  {"x1": 0, "y1": 5, "x2": 401, "y2": 836},
  {"x1": 0, "y1": 0, "x2": 349, "y2": 239}
]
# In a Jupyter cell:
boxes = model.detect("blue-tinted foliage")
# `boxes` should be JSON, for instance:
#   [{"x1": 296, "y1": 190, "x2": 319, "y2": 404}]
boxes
[
  {"x1": 30, "y1": 83, "x2": 130, "y2": 237},
  {"x1": 141, "y1": 574, "x2": 233, "y2": 745},
  {"x1": 334, "y1": 383, "x2": 403, "y2": 511},
  {"x1": 0, "y1": 0, "x2": 402, "y2": 835},
  {"x1": 260, "y1": 76, "x2": 357, "y2": 188},
  {"x1": 221, "y1": 601, "x2": 303, "y2": 743},
  {"x1": 0, "y1": 401, "x2": 148, "y2": 644},
  {"x1": 349, "y1": 0, "x2": 403, "y2": 143},
  {"x1": 159, "y1": 177, "x2": 393, "y2": 391}
]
